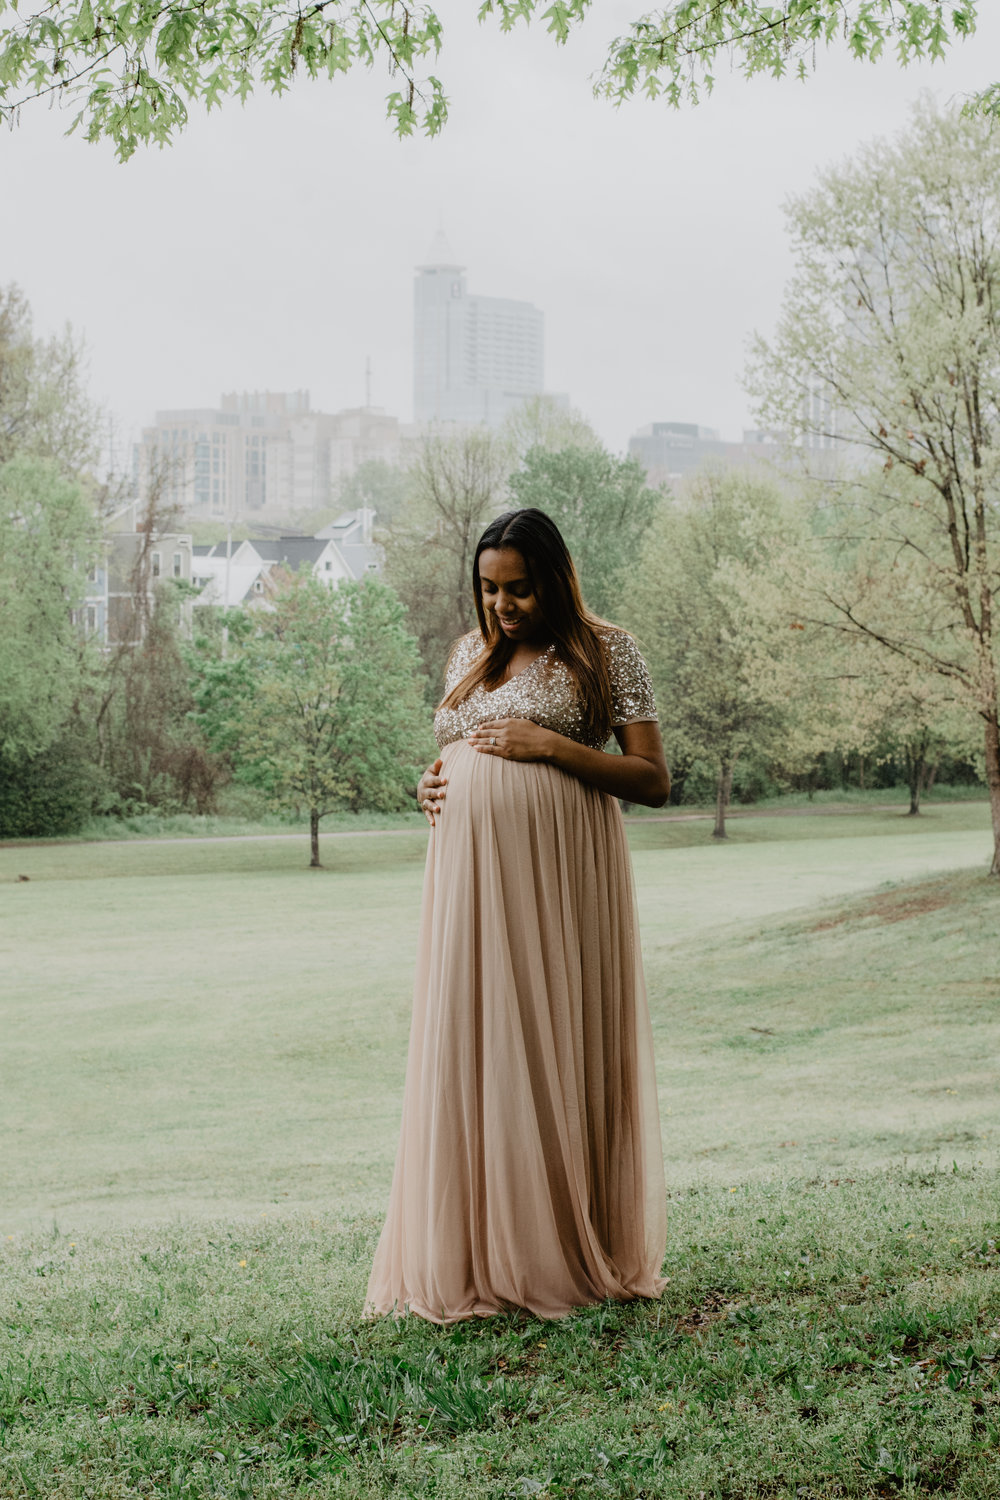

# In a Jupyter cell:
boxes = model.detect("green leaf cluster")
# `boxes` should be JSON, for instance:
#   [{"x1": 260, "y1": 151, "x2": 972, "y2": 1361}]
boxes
[
  {"x1": 596, "y1": 1, "x2": 981, "y2": 112},
  {"x1": 0, "y1": 731, "x2": 104, "y2": 836},
  {"x1": 0, "y1": 0, "x2": 449, "y2": 158},
  {"x1": 625, "y1": 468, "x2": 821, "y2": 823},
  {"x1": 508, "y1": 444, "x2": 661, "y2": 621},
  {"x1": 184, "y1": 607, "x2": 258, "y2": 769},
  {"x1": 0, "y1": 284, "x2": 100, "y2": 477},
  {"x1": 229, "y1": 572, "x2": 431, "y2": 832},
  {"x1": 0, "y1": 453, "x2": 99, "y2": 760},
  {"x1": 0, "y1": 0, "x2": 988, "y2": 157}
]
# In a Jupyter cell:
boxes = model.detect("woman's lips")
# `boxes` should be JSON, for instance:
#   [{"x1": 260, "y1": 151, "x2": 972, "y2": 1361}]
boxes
[{"x1": 499, "y1": 617, "x2": 521, "y2": 630}]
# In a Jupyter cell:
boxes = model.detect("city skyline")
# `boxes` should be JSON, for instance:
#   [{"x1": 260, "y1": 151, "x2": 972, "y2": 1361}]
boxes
[
  {"x1": 3, "y1": 2, "x2": 998, "y2": 468},
  {"x1": 137, "y1": 389, "x2": 406, "y2": 518}
]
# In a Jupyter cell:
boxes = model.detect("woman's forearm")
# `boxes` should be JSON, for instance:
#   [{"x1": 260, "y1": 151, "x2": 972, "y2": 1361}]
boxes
[{"x1": 543, "y1": 734, "x2": 670, "y2": 807}]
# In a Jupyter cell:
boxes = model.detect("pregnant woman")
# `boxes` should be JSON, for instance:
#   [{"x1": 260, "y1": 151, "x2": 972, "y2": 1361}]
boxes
[{"x1": 366, "y1": 507, "x2": 670, "y2": 1322}]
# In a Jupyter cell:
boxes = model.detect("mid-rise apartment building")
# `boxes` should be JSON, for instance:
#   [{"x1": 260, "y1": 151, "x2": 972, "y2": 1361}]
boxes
[
  {"x1": 628, "y1": 421, "x2": 792, "y2": 487},
  {"x1": 136, "y1": 391, "x2": 406, "y2": 521}
]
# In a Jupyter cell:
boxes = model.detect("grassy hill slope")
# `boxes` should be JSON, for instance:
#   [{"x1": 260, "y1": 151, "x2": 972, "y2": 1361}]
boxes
[{"x1": 2, "y1": 810, "x2": 999, "y2": 1497}]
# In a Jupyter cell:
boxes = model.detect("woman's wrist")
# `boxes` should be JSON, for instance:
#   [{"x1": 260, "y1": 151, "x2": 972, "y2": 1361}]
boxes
[{"x1": 540, "y1": 729, "x2": 567, "y2": 766}]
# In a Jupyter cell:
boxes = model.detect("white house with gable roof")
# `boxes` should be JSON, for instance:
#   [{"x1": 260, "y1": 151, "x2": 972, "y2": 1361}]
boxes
[{"x1": 191, "y1": 510, "x2": 382, "y2": 609}]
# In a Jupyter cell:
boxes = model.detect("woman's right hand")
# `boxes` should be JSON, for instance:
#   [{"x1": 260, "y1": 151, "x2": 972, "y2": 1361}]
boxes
[{"x1": 417, "y1": 758, "x2": 447, "y2": 826}]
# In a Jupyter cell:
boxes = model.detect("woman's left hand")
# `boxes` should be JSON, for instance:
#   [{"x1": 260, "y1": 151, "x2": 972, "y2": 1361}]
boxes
[{"x1": 468, "y1": 718, "x2": 556, "y2": 762}]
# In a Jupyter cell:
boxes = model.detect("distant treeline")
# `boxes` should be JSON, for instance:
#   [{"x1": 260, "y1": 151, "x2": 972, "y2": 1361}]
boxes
[{"x1": 3, "y1": 97, "x2": 1000, "y2": 873}]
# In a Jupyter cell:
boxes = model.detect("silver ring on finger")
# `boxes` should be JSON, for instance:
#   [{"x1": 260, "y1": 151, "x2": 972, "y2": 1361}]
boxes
[{"x1": 490, "y1": 736, "x2": 497, "y2": 746}]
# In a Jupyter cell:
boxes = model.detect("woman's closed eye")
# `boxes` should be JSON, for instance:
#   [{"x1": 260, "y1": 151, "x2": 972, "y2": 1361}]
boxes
[{"x1": 481, "y1": 581, "x2": 532, "y2": 599}]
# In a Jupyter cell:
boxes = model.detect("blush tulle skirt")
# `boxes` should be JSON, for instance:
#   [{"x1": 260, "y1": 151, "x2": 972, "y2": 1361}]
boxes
[{"x1": 365, "y1": 739, "x2": 667, "y2": 1322}]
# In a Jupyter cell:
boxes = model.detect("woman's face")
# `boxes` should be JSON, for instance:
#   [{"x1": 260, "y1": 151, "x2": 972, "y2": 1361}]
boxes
[{"x1": 478, "y1": 547, "x2": 546, "y2": 644}]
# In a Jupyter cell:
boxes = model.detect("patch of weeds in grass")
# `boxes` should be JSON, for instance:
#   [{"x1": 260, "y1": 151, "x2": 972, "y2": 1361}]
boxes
[{"x1": 5, "y1": 1166, "x2": 1000, "y2": 1498}]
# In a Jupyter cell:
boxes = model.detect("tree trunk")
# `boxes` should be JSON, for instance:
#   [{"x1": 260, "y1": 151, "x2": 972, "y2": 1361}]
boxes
[
  {"x1": 310, "y1": 808, "x2": 321, "y2": 868},
  {"x1": 668, "y1": 757, "x2": 690, "y2": 806},
  {"x1": 859, "y1": 753, "x2": 865, "y2": 790},
  {"x1": 904, "y1": 732, "x2": 929, "y2": 816},
  {"x1": 984, "y1": 713, "x2": 1000, "y2": 878},
  {"x1": 907, "y1": 754, "x2": 924, "y2": 816},
  {"x1": 713, "y1": 761, "x2": 733, "y2": 840}
]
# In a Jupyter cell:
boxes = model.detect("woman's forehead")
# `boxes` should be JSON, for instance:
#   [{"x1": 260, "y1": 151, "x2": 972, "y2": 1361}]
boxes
[{"x1": 478, "y1": 546, "x2": 530, "y2": 582}]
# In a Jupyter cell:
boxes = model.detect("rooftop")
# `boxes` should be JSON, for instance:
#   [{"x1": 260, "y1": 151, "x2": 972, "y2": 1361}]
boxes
[{"x1": 419, "y1": 228, "x2": 463, "y2": 271}]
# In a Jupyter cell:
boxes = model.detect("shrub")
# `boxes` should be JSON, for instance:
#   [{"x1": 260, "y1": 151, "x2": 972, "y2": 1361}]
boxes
[{"x1": 0, "y1": 735, "x2": 103, "y2": 837}]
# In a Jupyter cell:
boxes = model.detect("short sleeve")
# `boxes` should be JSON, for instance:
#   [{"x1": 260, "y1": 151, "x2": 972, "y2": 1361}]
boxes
[
  {"x1": 443, "y1": 631, "x2": 483, "y2": 693},
  {"x1": 606, "y1": 630, "x2": 658, "y2": 727}
]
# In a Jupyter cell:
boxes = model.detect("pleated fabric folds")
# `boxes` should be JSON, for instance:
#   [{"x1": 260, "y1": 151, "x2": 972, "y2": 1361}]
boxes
[{"x1": 365, "y1": 739, "x2": 667, "y2": 1323}]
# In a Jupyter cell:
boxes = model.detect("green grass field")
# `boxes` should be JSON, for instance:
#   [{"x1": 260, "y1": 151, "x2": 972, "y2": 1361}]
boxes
[
  {"x1": 3, "y1": 802, "x2": 996, "y2": 1230},
  {"x1": 2, "y1": 802, "x2": 999, "y2": 1497}
]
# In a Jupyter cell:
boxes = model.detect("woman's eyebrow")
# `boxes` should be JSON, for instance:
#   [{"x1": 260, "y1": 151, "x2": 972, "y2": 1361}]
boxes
[{"x1": 479, "y1": 574, "x2": 531, "y2": 588}]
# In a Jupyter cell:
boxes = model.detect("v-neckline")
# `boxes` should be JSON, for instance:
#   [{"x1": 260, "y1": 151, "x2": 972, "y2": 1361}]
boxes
[{"x1": 495, "y1": 642, "x2": 555, "y2": 690}]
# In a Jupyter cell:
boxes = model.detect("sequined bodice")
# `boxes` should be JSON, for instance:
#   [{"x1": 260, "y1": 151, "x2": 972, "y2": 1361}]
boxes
[{"x1": 433, "y1": 627, "x2": 658, "y2": 753}]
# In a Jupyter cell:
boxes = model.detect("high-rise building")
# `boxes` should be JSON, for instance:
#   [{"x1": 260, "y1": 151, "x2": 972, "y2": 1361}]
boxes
[{"x1": 413, "y1": 232, "x2": 545, "y2": 427}]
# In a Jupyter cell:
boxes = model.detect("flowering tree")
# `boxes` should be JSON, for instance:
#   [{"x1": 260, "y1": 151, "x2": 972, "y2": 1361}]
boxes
[{"x1": 749, "y1": 99, "x2": 1000, "y2": 874}]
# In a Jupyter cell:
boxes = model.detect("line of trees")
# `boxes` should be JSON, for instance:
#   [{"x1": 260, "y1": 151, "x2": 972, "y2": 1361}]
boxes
[
  {"x1": 3, "y1": 100, "x2": 997, "y2": 871},
  {"x1": 376, "y1": 99, "x2": 1000, "y2": 866},
  {"x1": 0, "y1": 285, "x2": 434, "y2": 863},
  {"x1": 747, "y1": 98, "x2": 1000, "y2": 875}
]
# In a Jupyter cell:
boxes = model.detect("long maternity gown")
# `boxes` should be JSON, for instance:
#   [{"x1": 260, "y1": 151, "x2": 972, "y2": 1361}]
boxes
[{"x1": 365, "y1": 626, "x2": 667, "y2": 1322}]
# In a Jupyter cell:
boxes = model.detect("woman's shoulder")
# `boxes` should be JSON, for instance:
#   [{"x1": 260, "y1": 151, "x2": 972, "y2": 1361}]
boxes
[
  {"x1": 450, "y1": 628, "x2": 485, "y2": 663},
  {"x1": 592, "y1": 621, "x2": 632, "y2": 643},
  {"x1": 591, "y1": 623, "x2": 658, "y2": 723},
  {"x1": 444, "y1": 629, "x2": 486, "y2": 686},
  {"x1": 592, "y1": 622, "x2": 643, "y2": 660}
]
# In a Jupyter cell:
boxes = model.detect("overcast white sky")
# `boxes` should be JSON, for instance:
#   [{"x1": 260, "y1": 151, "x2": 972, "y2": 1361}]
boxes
[{"x1": 2, "y1": 3, "x2": 999, "y2": 460}]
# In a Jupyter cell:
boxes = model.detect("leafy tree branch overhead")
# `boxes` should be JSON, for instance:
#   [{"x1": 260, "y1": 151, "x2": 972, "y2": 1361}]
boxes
[{"x1": 0, "y1": 0, "x2": 984, "y2": 159}]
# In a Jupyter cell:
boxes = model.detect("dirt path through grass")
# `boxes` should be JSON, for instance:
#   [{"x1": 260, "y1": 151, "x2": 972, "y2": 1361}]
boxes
[{"x1": 2, "y1": 794, "x2": 989, "y2": 851}]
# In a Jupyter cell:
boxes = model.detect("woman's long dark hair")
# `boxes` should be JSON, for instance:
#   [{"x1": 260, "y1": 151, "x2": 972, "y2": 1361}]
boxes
[{"x1": 439, "y1": 508, "x2": 615, "y2": 744}]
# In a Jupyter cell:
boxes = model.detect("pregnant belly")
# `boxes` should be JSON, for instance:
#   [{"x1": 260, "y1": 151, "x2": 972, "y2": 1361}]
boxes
[
  {"x1": 440, "y1": 738, "x2": 558, "y2": 814},
  {"x1": 430, "y1": 742, "x2": 629, "y2": 946},
  {"x1": 436, "y1": 738, "x2": 607, "y2": 843}
]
